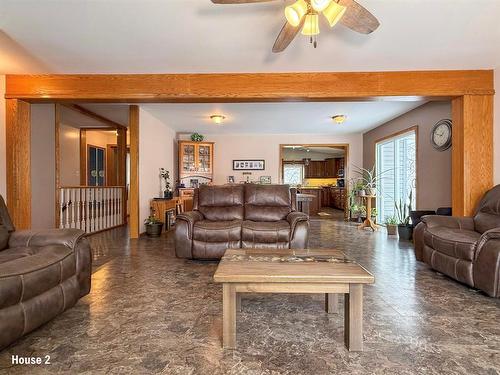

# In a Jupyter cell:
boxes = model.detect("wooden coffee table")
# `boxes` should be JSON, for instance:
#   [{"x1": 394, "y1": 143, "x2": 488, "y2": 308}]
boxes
[{"x1": 213, "y1": 248, "x2": 374, "y2": 351}]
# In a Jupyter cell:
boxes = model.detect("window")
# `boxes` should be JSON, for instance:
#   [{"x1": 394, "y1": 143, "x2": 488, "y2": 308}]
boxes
[
  {"x1": 375, "y1": 129, "x2": 416, "y2": 223},
  {"x1": 283, "y1": 163, "x2": 304, "y2": 185}
]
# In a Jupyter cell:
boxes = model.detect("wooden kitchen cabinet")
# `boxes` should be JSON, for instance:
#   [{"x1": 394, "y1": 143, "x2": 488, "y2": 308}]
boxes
[
  {"x1": 304, "y1": 158, "x2": 345, "y2": 179},
  {"x1": 298, "y1": 188, "x2": 321, "y2": 215},
  {"x1": 330, "y1": 187, "x2": 345, "y2": 210},
  {"x1": 178, "y1": 141, "x2": 214, "y2": 178}
]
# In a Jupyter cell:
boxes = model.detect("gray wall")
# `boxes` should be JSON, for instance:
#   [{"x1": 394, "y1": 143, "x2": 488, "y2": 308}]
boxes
[
  {"x1": 363, "y1": 101, "x2": 452, "y2": 210},
  {"x1": 31, "y1": 104, "x2": 56, "y2": 229}
]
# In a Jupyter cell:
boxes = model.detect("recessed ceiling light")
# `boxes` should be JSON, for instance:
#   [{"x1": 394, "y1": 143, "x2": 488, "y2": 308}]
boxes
[
  {"x1": 210, "y1": 114, "x2": 226, "y2": 125},
  {"x1": 331, "y1": 115, "x2": 346, "y2": 124}
]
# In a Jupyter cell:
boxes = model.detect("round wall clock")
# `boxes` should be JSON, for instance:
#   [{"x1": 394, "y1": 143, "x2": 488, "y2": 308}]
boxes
[{"x1": 430, "y1": 119, "x2": 452, "y2": 151}]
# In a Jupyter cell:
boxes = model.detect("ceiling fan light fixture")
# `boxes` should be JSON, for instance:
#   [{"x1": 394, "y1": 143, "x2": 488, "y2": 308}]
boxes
[
  {"x1": 285, "y1": 0, "x2": 308, "y2": 27},
  {"x1": 323, "y1": 1, "x2": 347, "y2": 27},
  {"x1": 210, "y1": 114, "x2": 226, "y2": 124},
  {"x1": 311, "y1": 0, "x2": 332, "y2": 12},
  {"x1": 301, "y1": 13, "x2": 320, "y2": 36}
]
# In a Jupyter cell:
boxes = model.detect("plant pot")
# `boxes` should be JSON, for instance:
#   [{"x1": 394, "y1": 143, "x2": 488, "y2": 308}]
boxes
[
  {"x1": 145, "y1": 222, "x2": 163, "y2": 237},
  {"x1": 163, "y1": 190, "x2": 173, "y2": 199},
  {"x1": 386, "y1": 224, "x2": 398, "y2": 235},
  {"x1": 357, "y1": 190, "x2": 366, "y2": 197},
  {"x1": 365, "y1": 188, "x2": 376, "y2": 196},
  {"x1": 397, "y1": 225, "x2": 412, "y2": 241}
]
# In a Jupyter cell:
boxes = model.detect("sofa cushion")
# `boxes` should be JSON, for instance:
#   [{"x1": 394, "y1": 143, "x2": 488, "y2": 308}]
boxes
[
  {"x1": 244, "y1": 184, "x2": 292, "y2": 222},
  {"x1": 242, "y1": 220, "x2": 291, "y2": 244},
  {"x1": 193, "y1": 220, "x2": 242, "y2": 243},
  {"x1": 424, "y1": 226, "x2": 480, "y2": 261},
  {"x1": 0, "y1": 245, "x2": 75, "y2": 309},
  {"x1": 473, "y1": 184, "x2": 500, "y2": 234},
  {"x1": 197, "y1": 185, "x2": 244, "y2": 221},
  {"x1": 0, "y1": 226, "x2": 9, "y2": 251}
]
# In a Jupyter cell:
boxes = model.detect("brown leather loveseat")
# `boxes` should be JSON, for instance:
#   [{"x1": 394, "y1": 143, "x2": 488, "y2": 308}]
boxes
[
  {"x1": 414, "y1": 184, "x2": 500, "y2": 297},
  {"x1": 175, "y1": 184, "x2": 309, "y2": 259},
  {"x1": 0, "y1": 195, "x2": 92, "y2": 349}
]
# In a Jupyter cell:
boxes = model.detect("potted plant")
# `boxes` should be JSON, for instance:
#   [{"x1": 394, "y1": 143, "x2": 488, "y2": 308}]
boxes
[
  {"x1": 371, "y1": 208, "x2": 378, "y2": 223},
  {"x1": 384, "y1": 216, "x2": 398, "y2": 235},
  {"x1": 190, "y1": 132, "x2": 204, "y2": 142},
  {"x1": 159, "y1": 168, "x2": 173, "y2": 199},
  {"x1": 352, "y1": 164, "x2": 391, "y2": 197},
  {"x1": 144, "y1": 216, "x2": 164, "y2": 237},
  {"x1": 395, "y1": 190, "x2": 413, "y2": 240}
]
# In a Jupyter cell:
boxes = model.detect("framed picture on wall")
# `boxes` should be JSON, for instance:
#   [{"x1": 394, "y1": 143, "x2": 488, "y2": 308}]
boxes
[{"x1": 233, "y1": 160, "x2": 265, "y2": 171}]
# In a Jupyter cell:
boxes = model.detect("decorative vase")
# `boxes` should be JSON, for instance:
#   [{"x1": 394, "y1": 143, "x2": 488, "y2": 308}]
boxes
[
  {"x1": 397, "y1": 225, "x2": 413, "y2": 241},
  {"x1": 145, "y1": 222, "x2": 163, "y2": 237},
  {"x1": 365, "y1": 187, "x2": 376, "y2": 196},
  {"x1": 163, "y1": 190, "x2": 173, "y2": 199},
  {"x1": 387, "y1": 224, "x2": 398, "y2": 235}
]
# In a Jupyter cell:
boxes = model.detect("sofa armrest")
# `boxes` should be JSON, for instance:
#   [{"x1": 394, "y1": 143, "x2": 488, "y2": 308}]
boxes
[
  {"x1": 9, "y1": 229, "x2": 92, "y2": 297},
  {"x1": 176, "y1": 211, "x2": 204, "y2": 237},
  {"x1": 287, "y1": 211, "x2": 308, "y2": 232},
  {"x1": 473, "y1": 227, "x2": 500, "y2": 297},
  {"x1": 421, "y1": 215, "x2": 475, "y2": 231}
]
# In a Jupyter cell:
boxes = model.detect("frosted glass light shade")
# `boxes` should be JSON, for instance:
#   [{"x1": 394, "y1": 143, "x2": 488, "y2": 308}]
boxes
[
  {"x1": 301, "y1": 14, "x2": 320, "y2": 36},
  {"x1": 311, "y1": 0, "x2": 332, "y2": 12},
  {"x1": 323, "y1": 1, "x2": 347, "y2": 27},
  {"x1": 285, "y1": 0, "x2": 308, "y2": 27}
]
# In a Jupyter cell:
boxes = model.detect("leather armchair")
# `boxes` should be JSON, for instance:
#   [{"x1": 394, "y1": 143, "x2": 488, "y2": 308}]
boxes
[
  {"x1": 0, "y1": 195, "x2": 92, "y2": 349},
  {"x1": 414, "y1": 185, "x2": 500, "y2": 297},
  {"x1": 175, "y1": 184, "x2": 309, "y2": 259}
]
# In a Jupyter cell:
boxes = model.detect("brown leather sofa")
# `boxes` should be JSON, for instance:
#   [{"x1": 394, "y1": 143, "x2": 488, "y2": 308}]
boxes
[
  {"x1": 414, "y1": 184, "x2": 500, "y2": 297},
  {"x1": 175, "y1": 184, "x2": 309, "y2": 259},
  {"x1": 0, "y1": 195, "x2": 92, "y2": 349}
]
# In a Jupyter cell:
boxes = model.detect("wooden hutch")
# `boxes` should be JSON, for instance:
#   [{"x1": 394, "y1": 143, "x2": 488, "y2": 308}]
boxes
[{"x1": 178, "y1": 140, "x2": 214, "y2": 211}]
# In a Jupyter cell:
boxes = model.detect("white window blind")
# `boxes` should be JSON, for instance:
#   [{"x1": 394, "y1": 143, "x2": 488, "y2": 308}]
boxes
[{"x1": 375, "y1": 130, "x2": 416, "y2": 223}]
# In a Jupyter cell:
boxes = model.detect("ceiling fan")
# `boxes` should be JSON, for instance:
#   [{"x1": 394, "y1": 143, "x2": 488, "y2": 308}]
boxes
[{"x1": 211, "y1": 0, "x2": 380, "y2": 52}]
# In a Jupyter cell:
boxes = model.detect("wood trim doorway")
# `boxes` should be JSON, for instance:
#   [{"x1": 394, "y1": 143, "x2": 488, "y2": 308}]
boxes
[{"x1": 4, "y1": 70, "x2": 495, "y2": 236}]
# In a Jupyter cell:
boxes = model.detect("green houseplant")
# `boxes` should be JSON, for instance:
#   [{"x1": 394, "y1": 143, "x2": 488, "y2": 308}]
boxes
[
  {"x1": 394, "y1": 190, "x2": 413, "y2": 240},
  {"x1": 384, "y1": 215, "x2": 398, "y2": 235},
  {"x1": 190, "y1": 132, "x2": 204, "y2": 142},
  {"x1": 144, "y1": 216, "x2": 164, "y2": 237},
  {"x1": 352, "y1": 164, "x2": 392, "y2": 196}
]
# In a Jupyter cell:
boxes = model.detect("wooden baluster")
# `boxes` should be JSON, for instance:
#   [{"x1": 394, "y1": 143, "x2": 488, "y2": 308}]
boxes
[
  {"x1": 112, "y1": 188, "x2": 117, "y2": 227},
  {"x1": 91, "y1": 188, "x2": 95, "y2": 233},
  {"x1": 103, "y1": 188, "x2": 107, "y2": 230},
  {"x1": 117, "y1": 188, "x2": 122, "y2": 225},
  {"x1": 97, "y1": 188, "x2": 102, "y2": 232},
  {"x1": 59, "y1": 189, "x2": 65, "y2": 229},
  {"x1": 65, "y1": 189, "x2": 71, "y2": 229},
  {"x1": 82, "y1": 188, "x2": 87, "y2": 233},
  {"x1": 70, "y1": 189, "x2": 75, "y2": 228}
]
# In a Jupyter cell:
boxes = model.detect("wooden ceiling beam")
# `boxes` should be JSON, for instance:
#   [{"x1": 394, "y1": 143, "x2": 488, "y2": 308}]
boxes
[{"x1": 60, "y1": 103, "x2": 127, "y2": 129}]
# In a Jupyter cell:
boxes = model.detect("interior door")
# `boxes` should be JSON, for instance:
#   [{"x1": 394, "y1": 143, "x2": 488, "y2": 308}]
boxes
[{"x1": 88, "y1": 145, "x2": 106, "y2": 186}]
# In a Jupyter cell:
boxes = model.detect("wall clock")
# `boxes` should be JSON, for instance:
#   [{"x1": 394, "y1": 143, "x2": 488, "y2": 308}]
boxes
[{"x1": 431, "y1": 119, "x2": 452, "y2": 151}]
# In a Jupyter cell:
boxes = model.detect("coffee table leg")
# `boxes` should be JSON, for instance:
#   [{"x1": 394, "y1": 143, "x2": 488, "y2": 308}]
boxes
[
  {"x1": 344, "y1": 284, "x2": 363, "y2": 351},
  {"x1": 223, "y1": 283, "x2": 236, "y2": 349},
  {"x1": 325, "y1": 293, "x2": 338, "y2": 314}
]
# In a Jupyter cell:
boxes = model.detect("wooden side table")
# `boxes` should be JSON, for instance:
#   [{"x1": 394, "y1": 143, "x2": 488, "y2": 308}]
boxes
[
  {"x1": 357, "y1": 195, "x2": 379, "y2": 231},
  {"x1": 150, "y1": 198, "x2": 183, "y2": 232}
]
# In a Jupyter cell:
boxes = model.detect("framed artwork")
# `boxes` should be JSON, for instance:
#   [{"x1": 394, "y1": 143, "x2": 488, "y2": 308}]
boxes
[
  {"x1": 260, "y1": 176, "x2": 272, "y2": 184},
  {"x1": 233, "y1": 160, "x2": 265, "y2": 171}
]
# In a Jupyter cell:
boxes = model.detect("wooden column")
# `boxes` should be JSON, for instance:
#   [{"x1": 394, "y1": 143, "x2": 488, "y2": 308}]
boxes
[
  {"x1": 452, "y1": 95, "x2": 494, "y2": 216},
  {"x1": 79, "y1": 129, "x2": 87, "y2": 185},
  {"x1": 129, "y1": 105, "x2": 140, "y2": 238},
  {"x1": 6, "y1": 99, "x2": 31, "y2": 229},
  {"x1": 116, "y1": 127, "x2": 127, "y2": 223}
]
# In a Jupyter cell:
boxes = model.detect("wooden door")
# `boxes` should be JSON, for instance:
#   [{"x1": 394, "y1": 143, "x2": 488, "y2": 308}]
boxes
[{"x1": 87, "y1": 145, "x2": 106, "y2": 186}]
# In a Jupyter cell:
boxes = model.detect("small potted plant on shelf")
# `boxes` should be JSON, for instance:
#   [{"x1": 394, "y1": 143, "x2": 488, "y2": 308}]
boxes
[
  {"x1": 395, "y1": 190, "x2": 414, "y2": 240},
  {"x1": 384, "y1": 215, "x2": 398, "y2": 235},
  {"x1": 159, "y1": 168, "x2": 173, "y2": 199},
  {"x1": 190, "y1": 132, "x2": 204, "y2": 142},
  {"x1": 144, "y1": 216, "x2": 164, "y2": 237}
]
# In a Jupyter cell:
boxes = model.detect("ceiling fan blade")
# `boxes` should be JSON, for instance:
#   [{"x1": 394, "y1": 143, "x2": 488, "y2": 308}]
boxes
[
  {"x1": 211, "y1": 0, "x2": 276, "y2": 4},
  {"x1": 338, "y1": 0, "x2": 380, "y2": 34},
  {"x1": 272, "y1": 18, "x2": 305, "y2": 53}
]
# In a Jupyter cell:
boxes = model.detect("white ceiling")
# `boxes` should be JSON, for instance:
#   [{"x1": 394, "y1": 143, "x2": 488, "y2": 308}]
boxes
[
  {"x1": 60, "y1": 105, "x2": 128, "y2": 128},
  {"x1": 140, "y1": 101, "x2": 426, "y2": 134},
  {"x1": 1, "y1": 0, "x2": 499, "y2": 74}
]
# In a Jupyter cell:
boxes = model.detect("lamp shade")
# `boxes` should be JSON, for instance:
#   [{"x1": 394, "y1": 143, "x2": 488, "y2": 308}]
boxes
[
  {"x1": 285, "y1": 0, "x2": 308, "y2": 27},
  {"x1": 323, "y1": 1, "x2": 347, "y2": 27},
  {"x1": 311, "y1": 0, "x2": 332, "y2": 12},
  {"x1": 301, "y1": 14, "x2": 320, "y2": 36}
]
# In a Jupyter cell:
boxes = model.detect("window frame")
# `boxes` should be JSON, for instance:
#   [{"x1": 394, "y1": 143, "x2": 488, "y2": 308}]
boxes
[{"x1": 374, "y1": 126, "x2": 418, "y2": 224}]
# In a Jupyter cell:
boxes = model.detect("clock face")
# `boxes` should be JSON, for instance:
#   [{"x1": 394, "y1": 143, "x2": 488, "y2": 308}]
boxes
[{"x1": 431, "y1": 120, "x2": 452, "y2": 151}]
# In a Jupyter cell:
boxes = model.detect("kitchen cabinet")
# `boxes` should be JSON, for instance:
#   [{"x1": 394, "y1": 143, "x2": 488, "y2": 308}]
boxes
[
  {"x1": 330, "y1": 187, "x2": 345, "y2": 210},
  {"x1": 304, "y1": 158, "x2": 345, "y2": 179},
  {"x1": 321, "y1": 187, "x2": 331, "y2": 207},
  {"x1": 178, "y1": 141, "x2": 214, "y2": 178}
]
